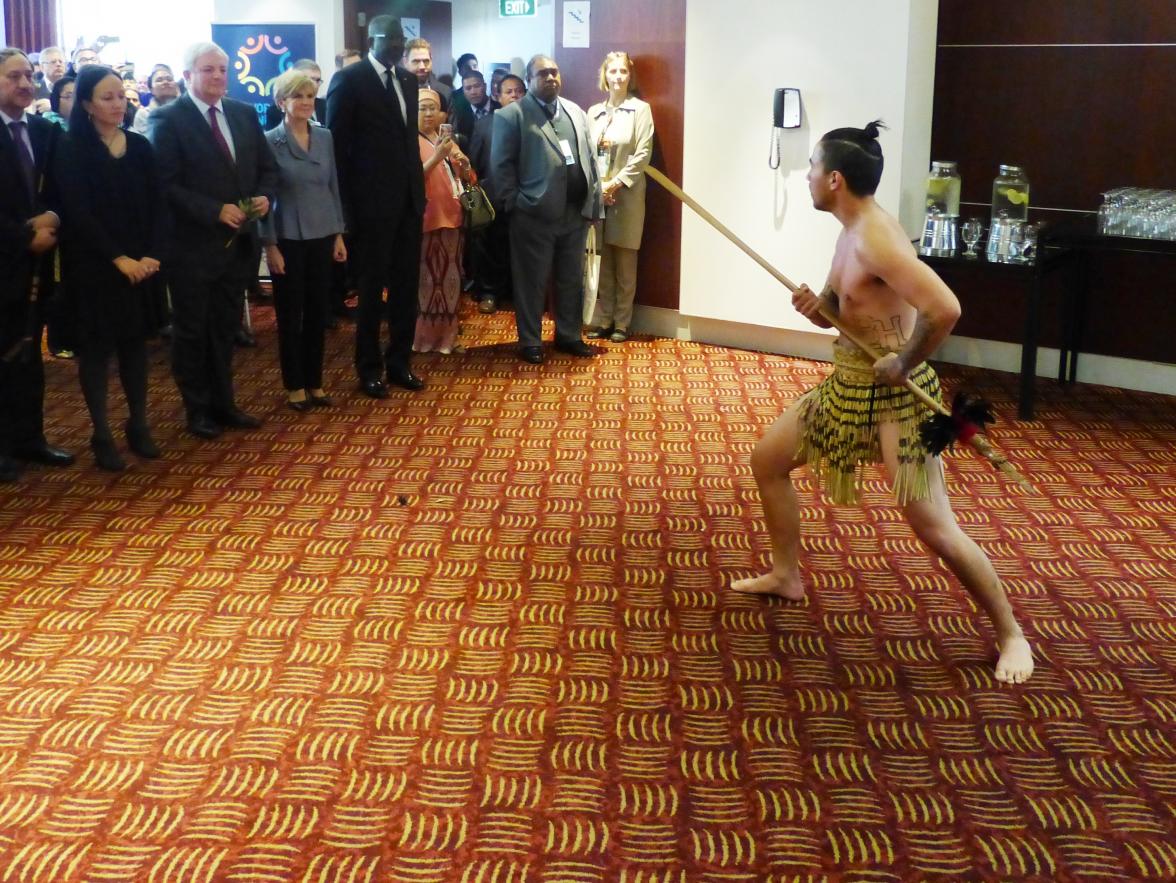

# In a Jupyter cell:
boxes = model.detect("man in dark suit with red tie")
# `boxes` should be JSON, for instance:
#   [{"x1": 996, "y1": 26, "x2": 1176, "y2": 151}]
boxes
[
  {"x1": 150, "y1": 42, "x2": 279, "y2": 439},
  {"x1": 0, "y1": 47, "x2": 74, "y2": 482},
  {"x1": 327, "y1": 15, "x2": 427, "y2": 397}
]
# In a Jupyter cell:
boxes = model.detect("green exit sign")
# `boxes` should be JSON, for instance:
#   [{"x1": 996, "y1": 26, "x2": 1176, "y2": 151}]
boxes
[{"x1": 500, "y1": 0, "x2": 536, "y2": 16}]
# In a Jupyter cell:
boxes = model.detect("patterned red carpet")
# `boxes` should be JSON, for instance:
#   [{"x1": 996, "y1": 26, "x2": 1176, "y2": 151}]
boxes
[{"x1": 0, "y1": 300, "x2": 1174, "y2": 882}]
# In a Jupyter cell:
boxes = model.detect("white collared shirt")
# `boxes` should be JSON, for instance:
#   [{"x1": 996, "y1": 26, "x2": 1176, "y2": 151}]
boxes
[
  {"x1": 368, "y1": 54, "x2": 407, "y2": 122},
  {"x1": 189, "y1": 93, "x2": 237, "y2": 162}
]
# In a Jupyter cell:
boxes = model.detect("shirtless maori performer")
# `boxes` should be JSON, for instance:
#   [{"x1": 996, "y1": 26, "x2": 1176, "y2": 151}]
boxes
[{"x1": 732, "y1": 120, "x2": 1033, "y2": 684}]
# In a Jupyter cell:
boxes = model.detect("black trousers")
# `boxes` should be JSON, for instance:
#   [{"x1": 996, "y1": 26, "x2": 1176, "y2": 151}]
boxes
[
  {"x1": 168, "y1": 252, "x2": 253, "y2": 420},
  {"x1": 352, "y1": 211, "x2": 422, "y2": 381},
  {"x1": 0, "y1": 314, "x2": 46, "y2": 454},
  {"x1": 471, "y1": 212, "x2": 512, "y2": 300},
  {"x1": 272, "y1": 236, "x2": 332, "y2": 391}
]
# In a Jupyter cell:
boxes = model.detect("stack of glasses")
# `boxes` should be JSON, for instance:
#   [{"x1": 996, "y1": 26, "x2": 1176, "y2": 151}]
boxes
[{"x1": 1097, "y1": 188, "x2": 1176, "y2": 240}]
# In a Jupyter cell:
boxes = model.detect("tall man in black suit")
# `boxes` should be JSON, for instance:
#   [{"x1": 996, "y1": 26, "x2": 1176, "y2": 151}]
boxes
[
  {"x1": 0, "y1": 47, "x2": 74, "y2": 482},
  {"x1": 327, "y1": 15, "x2": 427, "y2": 397},
  {"x1": 151, "y1": 42, "x2": 279, "y2": 439}
]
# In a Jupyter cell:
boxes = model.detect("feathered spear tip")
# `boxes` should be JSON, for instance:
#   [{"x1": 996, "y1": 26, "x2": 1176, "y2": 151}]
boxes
[{"x1": 920, "y1": 391, "x2": 996, "y2": 456}]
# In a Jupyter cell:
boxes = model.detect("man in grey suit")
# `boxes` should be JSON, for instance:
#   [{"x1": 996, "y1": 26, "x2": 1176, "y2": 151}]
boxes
[{"x1": 491, "y1": 54, "x2": 601, "y2": 364}]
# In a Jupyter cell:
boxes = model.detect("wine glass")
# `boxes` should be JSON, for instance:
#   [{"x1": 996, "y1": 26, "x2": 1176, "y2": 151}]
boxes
[{"x1": 961, "y1": 218, "x2": 983, "y2": 258}]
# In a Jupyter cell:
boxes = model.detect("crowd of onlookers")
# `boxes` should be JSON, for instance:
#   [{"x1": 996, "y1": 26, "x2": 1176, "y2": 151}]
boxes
[{"x1": 0, "y1": 15, "x2": 655, "y2": 480}]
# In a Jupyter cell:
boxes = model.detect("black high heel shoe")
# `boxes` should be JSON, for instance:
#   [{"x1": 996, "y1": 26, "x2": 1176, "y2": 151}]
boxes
[{"x1": 91, "y1": 436, "x2": 126, "y2": 472}]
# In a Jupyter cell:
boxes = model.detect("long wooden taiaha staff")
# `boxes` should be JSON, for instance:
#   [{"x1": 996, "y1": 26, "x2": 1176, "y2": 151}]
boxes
[{"x1": 644, "y1": 165, "x2": 1034, "y2": 493}]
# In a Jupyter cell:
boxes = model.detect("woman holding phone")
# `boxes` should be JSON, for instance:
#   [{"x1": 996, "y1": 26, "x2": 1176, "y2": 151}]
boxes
[{"x1": 413, "y1": 89, "x2": 474, "y2": 354}]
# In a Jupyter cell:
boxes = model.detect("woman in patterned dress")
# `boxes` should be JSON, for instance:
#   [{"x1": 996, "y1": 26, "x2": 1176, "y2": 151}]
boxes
[{"x1": 413, "y1": 88, "x2": 474, "y2": 354}]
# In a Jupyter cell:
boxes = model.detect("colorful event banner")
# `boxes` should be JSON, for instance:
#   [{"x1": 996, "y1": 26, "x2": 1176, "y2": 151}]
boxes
[{"x1": 211, "y1": 23, "x2": 316, "y2": 121}]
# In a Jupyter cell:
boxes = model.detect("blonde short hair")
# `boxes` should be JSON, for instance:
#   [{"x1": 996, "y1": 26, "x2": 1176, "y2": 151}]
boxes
[
  {"x1": 272, "y1": 68, "x2": 318, "y2": 106},
  {"x1": 597, "y1": 51, "x2": 637, "y2": 94}
]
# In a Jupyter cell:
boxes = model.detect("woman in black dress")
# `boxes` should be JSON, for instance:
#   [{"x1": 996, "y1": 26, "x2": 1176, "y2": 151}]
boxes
[{"x1": 55, "y1": 66, "x2": 165, "y2": 471}]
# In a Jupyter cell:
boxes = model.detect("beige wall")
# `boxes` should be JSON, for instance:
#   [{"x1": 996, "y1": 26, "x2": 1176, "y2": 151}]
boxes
[{"x1": 679, "y1": 0, "x2": 938, "y2": 335}]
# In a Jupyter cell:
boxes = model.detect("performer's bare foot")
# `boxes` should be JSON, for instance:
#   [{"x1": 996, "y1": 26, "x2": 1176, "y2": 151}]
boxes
[
  {"x1": 731, "y1": 570, "x2": 805, "y2": 601},
  {"x1": 994, "y1": 632, "x2": 1034, "y2": 684}
]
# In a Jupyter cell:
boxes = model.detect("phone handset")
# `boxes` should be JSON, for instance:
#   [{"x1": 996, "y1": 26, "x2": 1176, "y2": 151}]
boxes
[{"x1": 769, "y1": 88, "x2": 803, "y2": 169}]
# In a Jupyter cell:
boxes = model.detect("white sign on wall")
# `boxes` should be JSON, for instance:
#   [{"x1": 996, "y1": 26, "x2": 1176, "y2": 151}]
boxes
[
  {"x1": 563, "y1": 2, "x2": 590, "y2": 49},
  {"x1": 402, "y1": 17, "x2": 421, "y2": 39}
]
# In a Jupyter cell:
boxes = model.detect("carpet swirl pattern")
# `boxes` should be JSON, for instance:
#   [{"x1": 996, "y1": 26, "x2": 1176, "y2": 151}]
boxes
[{"x1": 0, "y1": 303, "x2": 1174, "y2": 882}]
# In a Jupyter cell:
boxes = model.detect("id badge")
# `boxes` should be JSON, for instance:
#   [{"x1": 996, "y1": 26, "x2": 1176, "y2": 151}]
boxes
[{"x1": 559, "y1": 139, "x2": 576, "y2": 166}]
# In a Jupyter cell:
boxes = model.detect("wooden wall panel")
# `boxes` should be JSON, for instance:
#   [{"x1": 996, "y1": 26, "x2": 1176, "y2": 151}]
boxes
[
  {"x1": 932, "y1": 1, "x2": 1176, "y2": 365},
  {"x1": 555, "y1": 0, "x2": 686, "y2": 311},
  {"x1": 937, "y1": 0, "x2": 1176, "y2": 46},
  {"x1": 932, "y1": 47, "x2": 1176, "y2": 213},
  {"x1": 352, "y1": 0, "x2": 453, "y2": 77}
]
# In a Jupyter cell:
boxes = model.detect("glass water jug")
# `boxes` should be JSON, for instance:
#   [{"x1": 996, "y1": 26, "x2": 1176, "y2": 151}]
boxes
[{"x1": 991, "y1": 164, "x2": 1030, "y2": 224}]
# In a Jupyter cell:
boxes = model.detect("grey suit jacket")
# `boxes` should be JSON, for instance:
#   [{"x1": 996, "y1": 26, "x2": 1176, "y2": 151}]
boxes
[
  {"x1": 490, "y1": 93, "x2": 601, "y2": 222},
  {"x1": 259, "y1": 122, "x2": 346, "y2": 244}
]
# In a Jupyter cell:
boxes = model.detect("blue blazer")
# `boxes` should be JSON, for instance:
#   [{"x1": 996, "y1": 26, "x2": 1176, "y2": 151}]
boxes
[{"x1": 260, "y1": 122, "x2": 345, "y2": 243}]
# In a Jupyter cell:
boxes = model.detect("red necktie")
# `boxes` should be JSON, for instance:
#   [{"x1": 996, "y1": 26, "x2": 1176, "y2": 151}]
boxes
[{"x1": 207, "y1": 106, "x2": 233, "y2": 164}]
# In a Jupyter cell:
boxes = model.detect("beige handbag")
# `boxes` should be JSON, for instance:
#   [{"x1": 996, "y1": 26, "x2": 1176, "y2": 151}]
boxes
[{"x1": 582, "y1": 225, "x2": 602, "y2": 324}]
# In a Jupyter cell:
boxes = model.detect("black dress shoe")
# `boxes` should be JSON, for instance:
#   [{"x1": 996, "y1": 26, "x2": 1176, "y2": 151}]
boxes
[
  {"x1": 308, "y1": 394, "x2": 333, "y2": 408},
  {"x1": 90, "y1": 436, "x2": 126, "y2": 472},
  {"x1": 387, "y1": 367, "x2": 425, "y2": 391},
  {"x1": 553, "y1": 339, "x2": 597, "y2": 358},
  {"x1": 287, "y1": 398, "x2": 312, "y2": 412},
  {"x1": 212, "y1": 408, "x2": 263, "y2": 429},
  {"x1": 0, "y1": 455, "x2": 21, "y2": 483},
  {"x1": 187, "y1": 416, "x2": 222, "y2": 439},
  {"x1": 234, "y1": 328, "x2": 257, "y2": 348},
  {"x1": 479, "y1": 296, "x2": 497, "y2": 314},
  {"x1": 359, "y1": 378, "x2": 389, "y2": 399},
  {"x1": 12, "y1": 443, "x2": 75, "y2": 466},
  {"x1": 518, "y1": 345, "x2": 545, "y2": 364},
  {"x1": 585, "y1": 325, "x2": 613, "y2": 340}
]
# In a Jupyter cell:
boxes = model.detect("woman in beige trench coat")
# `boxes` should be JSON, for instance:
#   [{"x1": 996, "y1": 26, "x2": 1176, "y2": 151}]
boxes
[{"x1": 586, "y1": 51, "x2": 655, "y2": 343}]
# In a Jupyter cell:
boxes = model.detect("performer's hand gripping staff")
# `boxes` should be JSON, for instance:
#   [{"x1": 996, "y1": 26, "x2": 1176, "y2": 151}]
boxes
[{"x1": 644, "y1": 165, "x2": 1034, "y2": 493}]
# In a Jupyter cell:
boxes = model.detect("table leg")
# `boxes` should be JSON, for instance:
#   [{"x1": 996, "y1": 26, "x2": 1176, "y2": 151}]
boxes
[{"x1": 1019, "y1": 274, "x2": 1041, "y2": 419}]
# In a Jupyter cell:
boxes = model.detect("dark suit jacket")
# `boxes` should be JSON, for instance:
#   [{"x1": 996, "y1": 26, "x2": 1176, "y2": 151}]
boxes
[
  {"x1": 150, "y1": 94, "x2": 279, "y2": 272},
  {"x1": 263, "y1": 98, "x2": 327, "y2": 131},
  {"x1": 469, "y1": 110, "x2": 497, "y2": 198},
  {"x1": 453, "y1": 98, "x2": 499, "y2": 143},
  {"x1": 326, "y1": 60, "x2": 425, "y2": 223},
  {"x1": 0, "y1": 114, "x2": 59, "y2": 308}
]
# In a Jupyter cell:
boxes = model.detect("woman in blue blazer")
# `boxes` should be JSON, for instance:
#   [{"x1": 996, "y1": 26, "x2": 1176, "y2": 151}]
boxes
[{"x1": 261, "y1": 69, "x2": 347, "y2": 410}]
